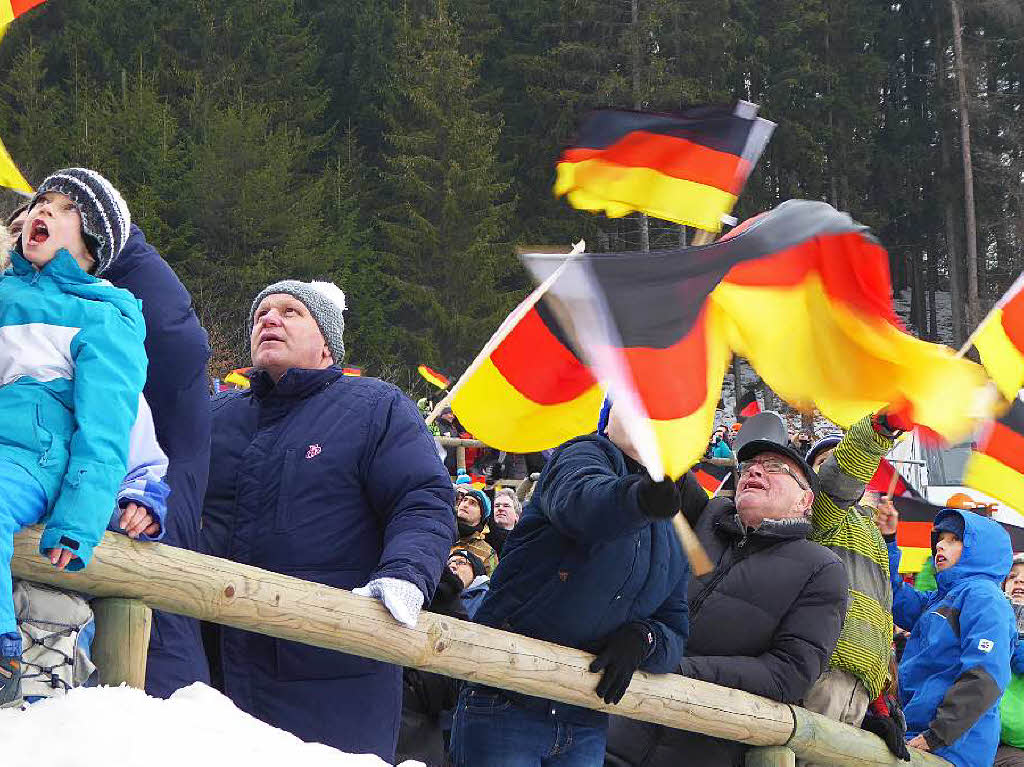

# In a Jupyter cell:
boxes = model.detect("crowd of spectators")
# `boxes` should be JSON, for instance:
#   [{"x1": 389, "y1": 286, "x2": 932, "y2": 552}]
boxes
[{"x1": 3, "y1": 173, "x2": 1024, "y2": 767}]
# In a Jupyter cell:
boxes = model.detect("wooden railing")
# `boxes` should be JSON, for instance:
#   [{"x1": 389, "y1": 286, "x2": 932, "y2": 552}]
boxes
[{"x1": 10, "y1": 527, "x2": 948, "y2": 767}]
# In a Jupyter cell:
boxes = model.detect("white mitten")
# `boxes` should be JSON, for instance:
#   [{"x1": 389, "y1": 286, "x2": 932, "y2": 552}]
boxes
[{"x1": 353, "y1": 577, "x2": 424, "y2": 628}]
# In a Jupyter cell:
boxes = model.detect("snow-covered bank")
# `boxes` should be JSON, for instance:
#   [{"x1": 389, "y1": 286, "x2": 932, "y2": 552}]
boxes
[{"x1": 0, "y1": 683, "x2": 424, "y2": 767}]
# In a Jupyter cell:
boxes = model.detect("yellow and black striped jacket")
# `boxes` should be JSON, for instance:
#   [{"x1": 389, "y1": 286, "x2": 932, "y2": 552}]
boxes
[{"x1": 810, "y1": 416, "x2": 894, "y2": 698}]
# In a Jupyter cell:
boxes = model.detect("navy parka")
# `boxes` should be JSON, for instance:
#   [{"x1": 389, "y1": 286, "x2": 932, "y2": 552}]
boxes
[
  {"x1": 472, "y1": 434, "x2": 690, "y2": 725},
  {"x1": 201, "y1": 367, "x2": 455, "y2": 760},
  {"x1": 104, "y1": 224, "x2": 213, "y2": 696}
]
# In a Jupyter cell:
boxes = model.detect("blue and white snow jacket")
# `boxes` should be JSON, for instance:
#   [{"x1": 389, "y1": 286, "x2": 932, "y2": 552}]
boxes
[
  {"x1": 889, "y1": 509, "x2": 1015, "y2": 767},
  {"x1": 0, "y1": 249, "x2": 150, "y2": 567}
]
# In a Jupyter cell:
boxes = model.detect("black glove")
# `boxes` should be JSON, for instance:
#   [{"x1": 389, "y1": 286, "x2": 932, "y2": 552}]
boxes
[
  {"x1": 637, "y1": 476, "x2": 681, "y2": 519},
  {"x1": 589, "y1": 621, "x2": 655, "y2": 704},
  {"x1": 861, "y1": 707, "x2": 910, "y2": 761}
]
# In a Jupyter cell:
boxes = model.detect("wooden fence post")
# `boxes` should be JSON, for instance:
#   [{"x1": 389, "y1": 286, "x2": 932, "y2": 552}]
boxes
[
  {"x1": 91, "y1": 597, "x2": 152, "y2": 688},
  {"x1": 746, "y1": 746, "x2": 796, "y2": 767}
]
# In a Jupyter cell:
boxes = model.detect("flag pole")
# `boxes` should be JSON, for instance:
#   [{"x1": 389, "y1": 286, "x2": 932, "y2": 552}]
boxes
[{"x1": 425, "y1": 240, "x2": 586, "y2": 426}]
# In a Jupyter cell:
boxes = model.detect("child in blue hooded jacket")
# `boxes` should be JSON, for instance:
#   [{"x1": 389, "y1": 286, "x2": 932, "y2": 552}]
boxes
[
  {"x1": 0, "y1": 169, "x2": 158, "y2": 708},
  {"x1": 887, "y1": 508, "x2": 1015, "y2": 767}
]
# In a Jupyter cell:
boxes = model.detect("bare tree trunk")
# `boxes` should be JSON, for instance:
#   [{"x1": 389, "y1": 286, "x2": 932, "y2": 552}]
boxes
[
  {"x1": 950, "y1": 0, "x2": 981, "y2": 329},
  {"x1": 731, "y1": 356, "x2": 743, "y2": 419},
  {"x1": 631, "y1": 0, "x2": 650, "y2": 252},
  {"x1": 678, "y1": 225, "x2": 688, "y2": 247},
  {"x1": 935, "y1": 12, "x2": 965, "y2": 346},
  {"x1": 928, "y1": 251, "x2": 938, "y2": 341}
]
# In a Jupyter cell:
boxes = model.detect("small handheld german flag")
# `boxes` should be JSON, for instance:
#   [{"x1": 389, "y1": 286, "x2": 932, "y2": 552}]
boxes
[
  {"x1": 555, "y1": 103, "x2": 774, "y2": 232},
  {"x1": 736, "y1": 388, "x2": 761, "y2": 420},
  {"x1": 342, "y1": 366, "x2": 363, "y2": 377},
  {"x1": 965, "y1": 395, "x2": 1024, "y2": 514},
  {"x1": 418, "y1": 364, "x2": 451, "y2": 390},
  {"x1": 971, "y1": 272, "x2": 1024, "y2": 403}
]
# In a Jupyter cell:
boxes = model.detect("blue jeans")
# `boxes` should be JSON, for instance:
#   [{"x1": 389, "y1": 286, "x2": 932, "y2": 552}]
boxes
[
  {"x1": 0, "y1": 459, "x2": 48, "y2": 657},
  {"x1": 450, "y1": 685, "x2": 607, "y2": 767}
]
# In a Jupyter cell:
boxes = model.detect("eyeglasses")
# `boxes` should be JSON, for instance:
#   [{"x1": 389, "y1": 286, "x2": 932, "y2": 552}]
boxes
[{"x1": 737, "y1": 459, "x2": 810, "y2": 491}]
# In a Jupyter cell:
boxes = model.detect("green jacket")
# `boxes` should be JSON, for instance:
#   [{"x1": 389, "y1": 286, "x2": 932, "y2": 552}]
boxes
[{"x1": 810, "y1": 416, "x2": 895, "y2": 698}]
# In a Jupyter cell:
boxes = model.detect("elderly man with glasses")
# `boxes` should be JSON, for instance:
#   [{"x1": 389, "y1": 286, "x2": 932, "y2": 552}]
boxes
[{"x1": 606, "y1": 415, "x2": 850, "y2": 767}]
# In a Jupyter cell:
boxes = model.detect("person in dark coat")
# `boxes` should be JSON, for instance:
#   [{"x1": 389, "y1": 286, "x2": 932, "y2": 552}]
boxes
[
  {"x1": 449, "y1": 401, "x2": 691, "y2": 767},
  {"x1": 201, "y1": 279, "x2": 455, "y2": 762},
  {"x1": 102, "y1": 224, "x2": 213, "y2": 698},
  {"x1": 606, "y1": 417, "x2": 848, "y2": 767}
]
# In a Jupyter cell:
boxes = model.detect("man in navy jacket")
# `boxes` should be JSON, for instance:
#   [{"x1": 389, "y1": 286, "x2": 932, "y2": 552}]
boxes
[
  {"x1": 104, "y1": 224, "x2": 212, "y2": 697},
  {"x1": 449, "y1": 400, "x2": 691, "y2": 767},
  {"x1": 201, "y1": 279, "x2": 455, "y2": 761}
]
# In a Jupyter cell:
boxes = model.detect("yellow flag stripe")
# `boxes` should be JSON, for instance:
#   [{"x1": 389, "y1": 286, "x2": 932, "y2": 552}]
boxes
[
  {"x1": 452, "y1": 356, "x2": 605, "y2": 453},
  {"x1": 0, "y1": 7, "x2": 13, "y2": 26},
  {"x1": 0, "y1": 134, "x2": 31, "y2": 193},
  {"x1": 965, "y1": 451, "x2": 1024, "y2": 514},
  {"x1": 711, "y1": 275, "x2": 985, "y2": 440},
  {"x1": 555, "y1": 161, "x2": 737, "y2": 232},
  {"x1": 973, "y1": 306, "x2": 1024, "y2": 403},
  {"x1": 897, "y1": 546, "x2": 932, "y2": 574}
]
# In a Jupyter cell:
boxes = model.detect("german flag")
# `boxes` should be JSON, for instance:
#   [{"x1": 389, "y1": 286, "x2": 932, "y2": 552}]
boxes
[
  {"x1": 965, "y1": 396, "x2": 1024, "y2": 514},
  {"x1": 342, "y1": 366, "x2": 363, "y2": 377},
  {"x1": 971, "y1": 273, "x2": 1024, "y2": 402},
  {"x1": 418, "y1": 364, "x2": 451, "y2": 390},
  {"x1": 224, "y1": 368, "x2": 251, "y2": 389},
  {"x1": 736, "y1": 388, "x2": 760, "y2": 419},
  {"x1": 692, "y1": 460, "x2": 733, "y2": 497},
  {"x1": 711, "y1": 201, "x2": 986, "y2": 442},
  {"x1": 449, "y1": 275, "x2": 605, "y2": 453},
  {"x1": 891, "y1": 495, "x2": 939, "y2": 574},
  {"x1": 867, "y1": 458, "x2": 922, "y2": 499},
  {"x1": 555, "y1": 104, "x2": 774, "y2": 232}
]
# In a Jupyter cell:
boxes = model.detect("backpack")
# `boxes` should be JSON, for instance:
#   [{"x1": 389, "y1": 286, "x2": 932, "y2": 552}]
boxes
[{"x1": 13, "y1": 580, "x2": 97, "y2": 699}]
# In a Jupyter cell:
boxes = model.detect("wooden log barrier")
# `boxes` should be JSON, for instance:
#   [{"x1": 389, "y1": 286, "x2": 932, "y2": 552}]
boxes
[
  {"x1": 11, "y1": 527, "x2": 948, "y2": 766},
  {"x1": 91, "y1": 597, "x2": 152, "y2": 688}
]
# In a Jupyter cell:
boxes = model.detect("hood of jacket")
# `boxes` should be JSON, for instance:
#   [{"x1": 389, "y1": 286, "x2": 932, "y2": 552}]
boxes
[
  {"x1": 8, "y1": 248, "x2": 143, "y2": 327},
  {"x1": 934, "y1": 509, "x2": 1013, "y2": 594}
]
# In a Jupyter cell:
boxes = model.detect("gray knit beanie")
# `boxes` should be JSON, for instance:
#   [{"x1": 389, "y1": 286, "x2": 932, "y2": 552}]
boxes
[
  {"x1": 249, "y1": 280, "x2": 347, "y2": 364},
  {"x1": 30, "y1": 168, "x2": 131, "y2": 275}
]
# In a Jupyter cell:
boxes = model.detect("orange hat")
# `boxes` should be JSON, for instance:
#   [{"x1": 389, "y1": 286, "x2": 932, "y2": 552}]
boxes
[{"x1": 946, "y1": 492, "x2": 979, "y2": 510}]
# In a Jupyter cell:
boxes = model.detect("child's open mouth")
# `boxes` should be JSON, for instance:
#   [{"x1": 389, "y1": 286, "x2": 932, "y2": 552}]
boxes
[{"x1": 28, "y1": 219, "x2": 49, "y2": 245}]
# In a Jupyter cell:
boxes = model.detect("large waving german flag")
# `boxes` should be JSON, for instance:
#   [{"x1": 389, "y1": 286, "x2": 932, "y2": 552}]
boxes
[
  {"x1": 555, "y1": 104, "x2": 774, "y2": 232},
  {"x1": 0, "y1": 0, "x2": 45, "y2": 25},
  {"x1": 965, "y1": 396, "x2": 1024, "y2": 514},
  {"x1": 971, "y1": 273, "x2": 1024, "y2": 402},
  {"x1": 449, "y1": 275, "x2": 605, "y2": 453},
  {"x1": 711, "y1": 201, "x2": 986, "y2": 441}
]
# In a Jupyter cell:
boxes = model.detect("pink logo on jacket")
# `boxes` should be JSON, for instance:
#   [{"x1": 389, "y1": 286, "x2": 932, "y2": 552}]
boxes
[{"x1": 305, "y1": 444, "x2": 322, "y2": 460}]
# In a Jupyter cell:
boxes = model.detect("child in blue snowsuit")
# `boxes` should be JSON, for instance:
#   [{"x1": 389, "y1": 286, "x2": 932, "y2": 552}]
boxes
[
  {"x1": 0, "y1": 168, "x2": 160, "y2": 707},
  {"x1": 888, "y1": 508, "x2": 1015, "y2": 767}
]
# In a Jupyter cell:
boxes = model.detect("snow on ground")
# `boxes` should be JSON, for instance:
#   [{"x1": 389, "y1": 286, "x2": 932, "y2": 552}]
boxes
[{"x1": 0, "y1": 683, "x2": 424, "y2": 767}]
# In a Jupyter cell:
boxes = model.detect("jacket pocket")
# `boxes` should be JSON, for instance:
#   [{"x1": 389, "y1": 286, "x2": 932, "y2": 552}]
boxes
[
  {"x1": 273, "y1": 448, "x2": 299, "y2": 533},
  {"x1": 34, "y1": 404, "x2": 57, "y2": 467}
]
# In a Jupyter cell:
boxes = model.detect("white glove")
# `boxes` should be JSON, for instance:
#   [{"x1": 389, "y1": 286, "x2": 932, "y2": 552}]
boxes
[{"x1": 353, "y1": 577, "x2": 424, "y2": 628}]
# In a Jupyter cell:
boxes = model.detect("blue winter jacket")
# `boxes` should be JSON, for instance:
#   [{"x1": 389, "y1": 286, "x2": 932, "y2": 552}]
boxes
[
  {"x1": 103, "y1": 224, "x2": 212, "y2": 696},
  {"x1": 201, "y1": 367, "x2": 455, "y2": 761},
  {"x1": 473, "y1": 434, "x2": 690, "y2": 723},
  {"x1": 0, "y1": 250, "x2": 147, "y2": 568},
  {"x1": 889, "y1": 509, "x2": 1015, "y2": 767}
]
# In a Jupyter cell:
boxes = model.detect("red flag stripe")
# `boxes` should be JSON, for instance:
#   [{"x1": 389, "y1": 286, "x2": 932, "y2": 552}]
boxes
[
  {"x1": 722, "y1": 232, "x2": 900, "y2": 326},
  {"x1": 1002, "y1": 285, "x2": 1024, "y2": 352},
  {"x1": 618, "y1": 307, "x2": 712, "y2": 420},
  {"x1": 11, "y1": 0, "x2": 45, "y2": 15},
  {"x1": 490, "y1": 306, "x2": 596, "y2": 405},
  {"x1": 560, "y1": 132, "x2": 750, "y2": 194},
  {"x1": 896, "y1": 521, "x2": 933, "y2": 549},
  {"x1": 979, "y1": 420, "x2": 1024, "y2": 475}
]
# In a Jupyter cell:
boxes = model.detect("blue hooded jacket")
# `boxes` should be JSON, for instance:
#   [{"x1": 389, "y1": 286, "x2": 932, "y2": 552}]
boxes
[
  {"x1": 0, "y1": 249, "x2": 147, "y2": 567},
  {"x1": 888, "y1": 509, "x2": 1015, "y2": 767}
]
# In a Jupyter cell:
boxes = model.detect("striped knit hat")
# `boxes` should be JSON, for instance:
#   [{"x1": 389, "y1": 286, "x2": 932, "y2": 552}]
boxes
[
  {"x1": 249, "y1": 280, "x2": 347, "y2": 364},
  {"x1": 31, "y1": 168, "x2": 131, "y2": 276}
]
